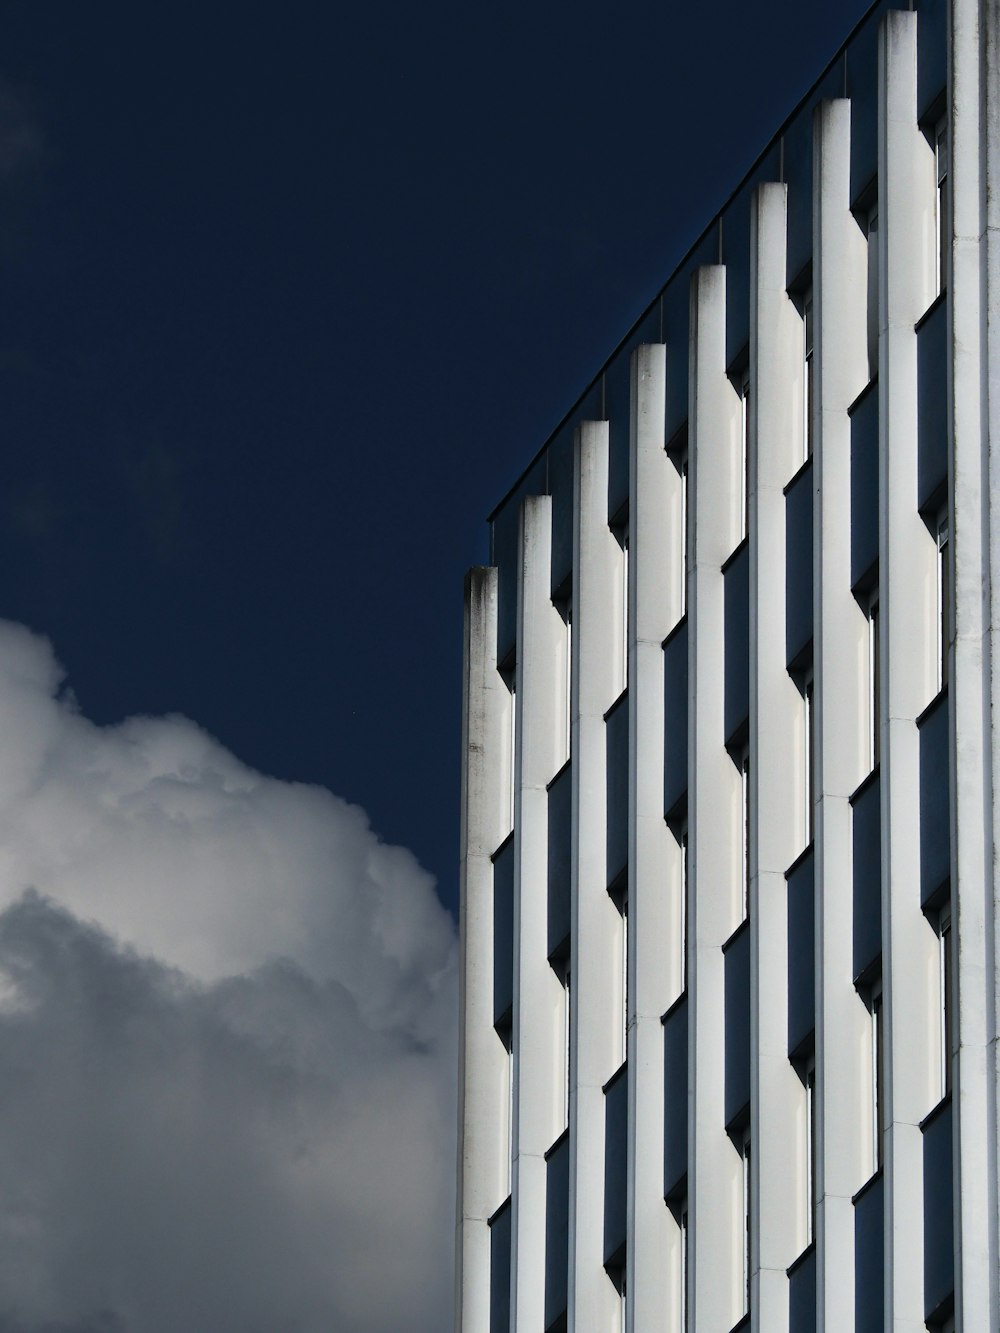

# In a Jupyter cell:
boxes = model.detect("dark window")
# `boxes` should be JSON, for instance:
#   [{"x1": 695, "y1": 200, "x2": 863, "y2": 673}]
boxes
[
  {"x1": 740, "y1": 370, "x2": 750, "y2": 541},
  {"x1": 866, "y1": 205, "x2": 879, "y2": 381},
  {"x1": 939, "y1": 906, "x2": 953, "y2": 1099},
  {"x1": 871, "y1": 984, "x2": 885, "y2": 1172},
  {"x1": 741, "y1": 1127, "x2": 752, "y2": 1316},
  {"x1": 868, "y1": 594, "x2": 881, "y2": 771},
  {"x1": 937, "y1": 514, "x2": 950, "y2": 693},
  {"x1": 804, "y1": 291, "x2": 814, "y2": 461},
  {"x1": 741, "y1": 751, "x2": 751, "y2": 920},
  {"x1": 935, "y1": 119, "x2": 949, "y2": 298}
]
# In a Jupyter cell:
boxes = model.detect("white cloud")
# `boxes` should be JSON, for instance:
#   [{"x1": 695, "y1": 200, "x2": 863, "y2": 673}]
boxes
[{"x1": 0, "y1": 621, "x2": 457, "y2": 1332}]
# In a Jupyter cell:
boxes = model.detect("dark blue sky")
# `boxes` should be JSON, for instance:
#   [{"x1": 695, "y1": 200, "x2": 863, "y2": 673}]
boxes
[{"x1": 0, "y1": 0, "x2": 871, "y2": 917}]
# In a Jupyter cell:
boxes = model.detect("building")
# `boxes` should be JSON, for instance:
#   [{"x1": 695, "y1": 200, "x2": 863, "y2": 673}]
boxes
[{"x1": 456, "y1": 0, "x2": 999, "y2": 1328}]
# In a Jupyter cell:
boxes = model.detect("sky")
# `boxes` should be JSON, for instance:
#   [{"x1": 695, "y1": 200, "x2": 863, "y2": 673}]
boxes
[{"x1": 0, "y1": 1, "x2": 873, "y2": 1328}]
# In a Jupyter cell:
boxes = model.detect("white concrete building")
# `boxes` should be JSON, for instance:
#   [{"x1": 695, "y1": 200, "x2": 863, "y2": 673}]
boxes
[{"x1": 456, "y1": 0, "x2": 1000, "y2": 1328}]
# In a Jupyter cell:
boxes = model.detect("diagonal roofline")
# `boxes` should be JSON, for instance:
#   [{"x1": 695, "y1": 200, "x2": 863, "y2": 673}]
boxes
[{"x1": 487, "y1": 0, "x2": 887, "y2": 525}]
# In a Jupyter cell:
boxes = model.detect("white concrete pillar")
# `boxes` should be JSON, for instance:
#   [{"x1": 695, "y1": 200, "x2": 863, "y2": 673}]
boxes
[
  {"x1": 950, "y1": 0, "x2": 1000, "y2": 1327},
  {"x1": 812, "y1": 95, "x2": 872, "y2": 1333},
  {"x1": 877, "y1": 12, "x2": 940, "y2": 1329},
  {"x1": 625, "y1": 343, "x2": 676, "y2": 1330},
  {"x1": 688, "y1": 264, "x2": 744, "y2": 1330},
  {"x1": 511, "y1": 495, "x2": 567, "y2": 1329},
  {"x1": 748, "y1": 180, "x2": 809, "y2": 1331},
  {"x1": 568, "y1": 422, "x2": 625, "y2": 1331},
  {"x1": 457, "y1": 566, "x2": 515, "y2": 1333},
  {"x1": 985, "y1": 1, "x2": 1000, "y2": 1317}
]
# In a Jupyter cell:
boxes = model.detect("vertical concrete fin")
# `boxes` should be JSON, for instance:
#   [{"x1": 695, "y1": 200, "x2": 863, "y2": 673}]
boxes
[
  {"x1": 950, "y1": 0, "x2": 1000, "y2": 1327},
  {"x1": 458, "y1": 565, "x2": 511, "y2": 1333},
  {"x1": 511, "y1": 495, "x2": 565, "y2": 1328},
  {"x1": 812, "y1": 94, "x2": 871, "y2": 1333},
  {"x1": 625, "y1": 343, "x2": 676, "y2": 1330},
  {"x1": 748, "y1": 178, "x2": 805, "y2": 1333},
  {"x1": 567, "y1": 422, "x2": 623, "y2": 1331},
  {"x1": 688, "y1": 263, "x2": 744, "y2": 1330},
  {"x1": 878, "y1": 10, "x2": 939, "y2": 1329}
]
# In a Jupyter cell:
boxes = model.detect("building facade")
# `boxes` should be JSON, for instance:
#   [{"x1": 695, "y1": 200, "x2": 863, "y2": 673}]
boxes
[{"x1": 457, "y1": 0, "x2": 1000, "y2": 1328}]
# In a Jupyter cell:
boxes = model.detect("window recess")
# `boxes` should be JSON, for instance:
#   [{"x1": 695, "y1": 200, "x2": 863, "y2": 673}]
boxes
[
  {"x1": 936, "y1": 512, "x2": 950, "y2": 695},
  {"x1": 865, "y1": 202, "x2": 879, "y2": 383},
  {"x1": 740, "y1": 749, "x2": 751, "y2": 922},
  {"x1": 795, "y1": 668, "x2": 815, "y2": 852},
  {"x1": 615, "y1": 523, "x2": 629, "y2": 697},
  {"x1": 864, "y1": 977, "x2": 885, "y2": 1177},
  {"x1": 934, "y1": 118, "x2": 949, "y2": 300},
  {"x1": 937, "y1": 903, "x2": 953, "y2": 1102},
  {"x1": 803, "y1": 289, "x2": 814, "y2": 462},
  {"x1": 792, "y1": 1051, "x2": 818, "y2": 1249},
  {"x1": 866, "y1": 592, "x2": 881, "y2": 773},
  {"x1": 740, "y1": 1125, "x2": 752, "y2": 1319}
]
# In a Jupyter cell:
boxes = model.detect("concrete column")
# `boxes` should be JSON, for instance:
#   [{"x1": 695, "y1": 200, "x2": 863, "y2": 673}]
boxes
[
  {"x1": 625, "y1": 343, "x2": 675, "y2": 1330},
  {"x1": 951, "y1": 0, "x2": 1000, "y2": 1327},
  {"x1": 748, "y1": 180, "x2": 808, "y2": 1332},
  {"x1": 992, "y1": 0, "x2": 1000, "y2": 1317},
  {"x1": 812, "y1": 96, "x2": 871, "y2": 1333},
  {"x1": 568, "y1": 422, "x2": 625, "y2": 1331},
  {"x1": 877, "y1": 12, "x2": 940, "y2": 1329},
  {"x1": 511, "y1": 495, "x2": 567, "y2": 1329},
  {"x1": 985, "y1": 0, "x2": 1000, "y2": 1315},
  {"x1": 688, "y1": 264, "x2": 743, "y2": 1330},
  {"x1": 457, "y1": 567, "x2": 515, "y2": 1333}
]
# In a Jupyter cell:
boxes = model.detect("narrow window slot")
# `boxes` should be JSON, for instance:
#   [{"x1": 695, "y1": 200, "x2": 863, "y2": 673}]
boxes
[
  {"x1": 934, "y1": 119, "x2": 949, "y2": 298},
  {"x1": 803, "y1": 291, "x2": 814, "y2": 462},
  {"x1": 866, "y1": 204, "x2": 880, "y2": 382},
  {"x1": 739, "y1": 369, "x2": 750, "y2": 543}
]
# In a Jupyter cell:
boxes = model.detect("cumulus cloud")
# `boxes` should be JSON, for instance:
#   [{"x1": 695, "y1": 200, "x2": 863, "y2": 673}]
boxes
[{"x1": 0, "y1": 621, "x2": 457, "y2": 1332}]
